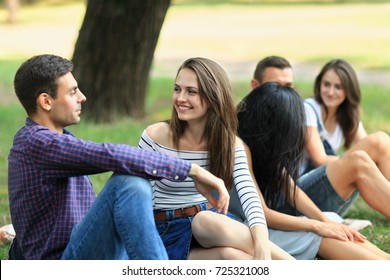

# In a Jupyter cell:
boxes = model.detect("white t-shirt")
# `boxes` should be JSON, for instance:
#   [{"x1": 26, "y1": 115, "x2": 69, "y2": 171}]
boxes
[
  {"x1": 300, "y1": 98, "x2": 344, "y2": 174},
  {"x1": 301, "y1": 98, "x2": 364, "y2": 175},
  {"x1": 304, "y1": 98, "x2": 344, "y2": 152}
]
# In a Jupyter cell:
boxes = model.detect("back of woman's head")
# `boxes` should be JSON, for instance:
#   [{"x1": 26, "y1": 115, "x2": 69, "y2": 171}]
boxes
[
  {"x1": 170, "y1": 57, "x2": 237, "y2": 190},
  {"x1": 237, "y1": 82, "x2": 305, "y2": 208},
  {"x1": 314, "y1": 59, "x2": 361, "y2": 148}
]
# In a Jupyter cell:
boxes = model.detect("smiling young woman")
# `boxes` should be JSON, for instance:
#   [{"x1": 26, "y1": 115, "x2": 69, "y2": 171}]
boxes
[{"x1": 294, "y1": 59, "x2": 390, "y2": 218}]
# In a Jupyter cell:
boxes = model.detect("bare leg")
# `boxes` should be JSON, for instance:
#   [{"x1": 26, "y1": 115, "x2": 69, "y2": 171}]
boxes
[
  {"x1": 269, "y1": 241, "x2": 296, "y2": 260},
  {"x1": 349, "y1": 131, "x2": 390, "y2": 180},
  {"x1": 354, "y1": 239, "x2": 390, "y2": 259},
  {"x1": 326, "y1": 150, "x2": 390, "y2": 218},
  {"x1": 192, "y1": 211, "x2": 253, "y2": 254},
  {"x1": 188, "y1": 243, "x2": 292, "y2": 260},
  {"x1": 191, "y1": 211, "x2": 294, "y2": 260},
  {"x1": 189, "y1": 247, "x2": 252, "y2": 260},
  {"x1": 318, "y1": 238, "x2": 389, "y2": 260}
]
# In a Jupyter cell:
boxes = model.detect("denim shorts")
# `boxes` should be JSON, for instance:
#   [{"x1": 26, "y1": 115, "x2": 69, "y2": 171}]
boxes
[
  {"x1": 155, "y1": 202, "x2": 236, "y2": 260},
  {"x1": 275, "y1": 164, "x2": 359, "y2": 217}
]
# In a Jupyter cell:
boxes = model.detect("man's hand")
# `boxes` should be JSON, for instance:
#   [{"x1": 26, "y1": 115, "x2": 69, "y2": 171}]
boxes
[{"x1": 189, "y1": 164, "x2": 229, "y2": 214}]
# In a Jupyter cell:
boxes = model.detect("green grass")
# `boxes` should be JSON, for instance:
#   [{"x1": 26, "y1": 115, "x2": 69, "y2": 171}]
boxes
[{"x1": 0, "y1": 75, "x2": 389, "y2": 259}]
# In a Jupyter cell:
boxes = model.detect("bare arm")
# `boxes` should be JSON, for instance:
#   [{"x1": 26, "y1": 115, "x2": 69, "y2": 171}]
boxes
[
  {"x1": 305, "y1": 126, "x2": 339, "y2": 166},
  {"x1": 306, "y1": 122, "x2": 367, "y2": 165},
  {"x1": 351, "y1": 124, "x2": 368, "y2": 147},
  {"x1": 250, "y1": 225, "x2": 271, "y2": 260},
  {"x1": 243, "y1": 144, "x2": 365, "y2": 242}
]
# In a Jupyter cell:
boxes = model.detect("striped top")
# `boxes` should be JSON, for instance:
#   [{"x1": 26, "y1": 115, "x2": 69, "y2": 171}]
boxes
[{"x1": 139, "y1": 130, "x2": 266, "y2": 229}]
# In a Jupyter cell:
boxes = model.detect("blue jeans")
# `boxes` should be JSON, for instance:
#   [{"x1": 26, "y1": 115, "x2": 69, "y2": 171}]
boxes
[
  {"x1": 275, "y1": 165, "x2": 359, "y2": 217},
  {"x1": 155, "y1": 202, "x2": 210, "y2": 260},
  {"x1": 297, "y1": 165, "x2": 359, "y2": 217},
  {"x1": 61, "y1": 174, "x2": 168, "y2": 260},
  {"x1": 155, "y1": 203, "x2": 237, "y2": 260}
]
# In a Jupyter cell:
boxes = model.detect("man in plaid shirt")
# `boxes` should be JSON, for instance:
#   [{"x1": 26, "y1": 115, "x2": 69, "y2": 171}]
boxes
[{"x1": 8, "y1": 54, "x2": 229, "y2": 260}]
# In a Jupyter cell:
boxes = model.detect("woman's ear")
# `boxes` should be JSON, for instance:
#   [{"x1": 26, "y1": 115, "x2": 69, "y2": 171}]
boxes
[{"x1": 37, "y1": 93, "x2": 52, "y2": 112}]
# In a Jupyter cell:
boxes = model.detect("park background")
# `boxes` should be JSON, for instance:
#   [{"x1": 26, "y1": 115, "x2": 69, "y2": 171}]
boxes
[{"x1": 0, "y1": 0, "x2": 389, "y2": 259}]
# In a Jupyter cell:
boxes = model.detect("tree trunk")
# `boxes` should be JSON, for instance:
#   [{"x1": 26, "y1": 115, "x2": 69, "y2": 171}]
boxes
[{"x1": 72, "y1": 0, "x2": 171, "y2": 122}]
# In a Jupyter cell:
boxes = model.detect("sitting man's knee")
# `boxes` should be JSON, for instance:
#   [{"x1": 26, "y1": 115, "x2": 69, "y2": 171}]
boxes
[{"x1": 106, "y1": 174, "x2": 152, "y2": 198}]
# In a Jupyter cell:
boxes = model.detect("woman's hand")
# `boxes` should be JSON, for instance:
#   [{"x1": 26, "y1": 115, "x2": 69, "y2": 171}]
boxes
[
  {"x1": 312, "y1": 220, "x2": 367, "y2": 242},
  {"x1": 189, "y1": 163, "x2": 229, "y2": 215},
  {"x1": 251, "y1": 226, "x2": 271, "y2": 260}
]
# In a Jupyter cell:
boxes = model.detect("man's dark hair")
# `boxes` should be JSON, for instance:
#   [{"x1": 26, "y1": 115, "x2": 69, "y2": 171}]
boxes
[
  {"x1": 253, "y1": 56, "x2": 292, "y2": 83},
  {"x1": 14, "y1": 54, "x2": 74, "y2": 115}
]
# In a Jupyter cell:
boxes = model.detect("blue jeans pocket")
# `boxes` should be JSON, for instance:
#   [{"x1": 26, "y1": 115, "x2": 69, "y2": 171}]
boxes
[{"x1": 156, "y1": 218, "x2": 193, "y2": 260}]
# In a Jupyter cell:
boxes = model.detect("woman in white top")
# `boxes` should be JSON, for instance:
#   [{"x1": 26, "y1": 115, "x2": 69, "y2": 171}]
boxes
[
  {"x1": 138, "y1": 57, "x2": 292, "y2": 260},
  {"x1": 297, "y1": 59, "x2": 390, "y2": 218}
]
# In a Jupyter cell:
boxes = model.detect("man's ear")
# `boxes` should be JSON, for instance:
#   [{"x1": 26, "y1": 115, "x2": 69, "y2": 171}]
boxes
[
  {"x1": 251, "y1": 79, "x2": 260, "y2": 90},
  {"x1": 37, "y1": 93, "x2": 52, "y2": 112}
]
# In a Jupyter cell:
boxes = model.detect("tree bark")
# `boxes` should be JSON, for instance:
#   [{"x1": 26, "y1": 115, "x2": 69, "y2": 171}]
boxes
[{"x1": 72, "y1": 0, "x2": 171, "y2": 122}]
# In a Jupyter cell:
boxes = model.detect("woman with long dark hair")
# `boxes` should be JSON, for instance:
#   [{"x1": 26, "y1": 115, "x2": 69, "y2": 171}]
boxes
[{"x1": 234, "y1": 82, "x2": 389, "y2": 259}]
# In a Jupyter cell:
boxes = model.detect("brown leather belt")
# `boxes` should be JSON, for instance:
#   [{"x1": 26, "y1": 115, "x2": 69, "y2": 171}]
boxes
[{"x1": 154, "y1": 202, "x2": 213, "y2": 221}]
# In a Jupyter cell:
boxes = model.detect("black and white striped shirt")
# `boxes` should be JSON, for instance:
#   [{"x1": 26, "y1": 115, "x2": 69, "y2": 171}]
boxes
[{"x1": 138, "y1": 130, "x2": 266, "y2": 228}]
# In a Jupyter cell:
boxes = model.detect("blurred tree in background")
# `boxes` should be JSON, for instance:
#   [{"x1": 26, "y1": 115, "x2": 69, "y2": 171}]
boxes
[{"x1": 72, "y1": 0, "x2": 171, "y2": 122}]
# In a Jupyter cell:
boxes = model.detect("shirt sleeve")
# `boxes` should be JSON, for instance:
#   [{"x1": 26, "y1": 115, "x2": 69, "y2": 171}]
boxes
[
  {"x1": 25, "y1": 126, "x2": 191, "y2": 181},
  {"x1": 233, "y1": 147, "x2": 267, "y2": 228},
  {"x1": 138, "y1": 130, "x2": 159, "y2": 186}
]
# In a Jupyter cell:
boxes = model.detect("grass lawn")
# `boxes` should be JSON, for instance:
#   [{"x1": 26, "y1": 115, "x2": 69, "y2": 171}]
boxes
[
  {"x1": 0, "y1": 0, "x2": 389, "y2": 259},
  {"x1": 0, "y1": 77, "x2": 389, "y2": 259}
]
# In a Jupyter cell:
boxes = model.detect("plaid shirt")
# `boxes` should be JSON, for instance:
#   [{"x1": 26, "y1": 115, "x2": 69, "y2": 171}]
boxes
[{"x1": 8, "y1": 118, "x2": 191, "y2": 259}]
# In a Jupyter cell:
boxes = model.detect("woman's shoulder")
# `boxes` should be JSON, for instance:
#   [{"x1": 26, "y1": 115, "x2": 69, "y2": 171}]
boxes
[
  {"x1": 304, "y1": 97, "x2": 318, "y2": 106},
  {"x1": 234, "y1": 135, "x2": 245, "y2": 149},
  {"x1": 304, "y1": 98, "x2": 321, "y2": 113},
  {"x1": 305, "y1": 98, "x2": 322, "y2": 107},
  {"x1": 145, "y1": 122, "x2": 172, "y2": 147}
]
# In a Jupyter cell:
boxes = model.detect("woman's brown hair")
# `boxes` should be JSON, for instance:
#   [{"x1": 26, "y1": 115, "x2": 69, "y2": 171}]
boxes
[
  {"x1": 314, "y1": 59, "x2": 361, "y2": 148},
  {"x1": 169, "y1": 57, "x2": 237, "y2": 190}
]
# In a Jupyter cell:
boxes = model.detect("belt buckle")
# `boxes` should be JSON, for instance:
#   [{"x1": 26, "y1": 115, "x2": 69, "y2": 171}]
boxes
[
  {"x1": 180, "y1": 207, "x2": 185, "y2": 217},
  {"x1": 180, "y1": 205, "x2": 194, "y2": 218}
]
